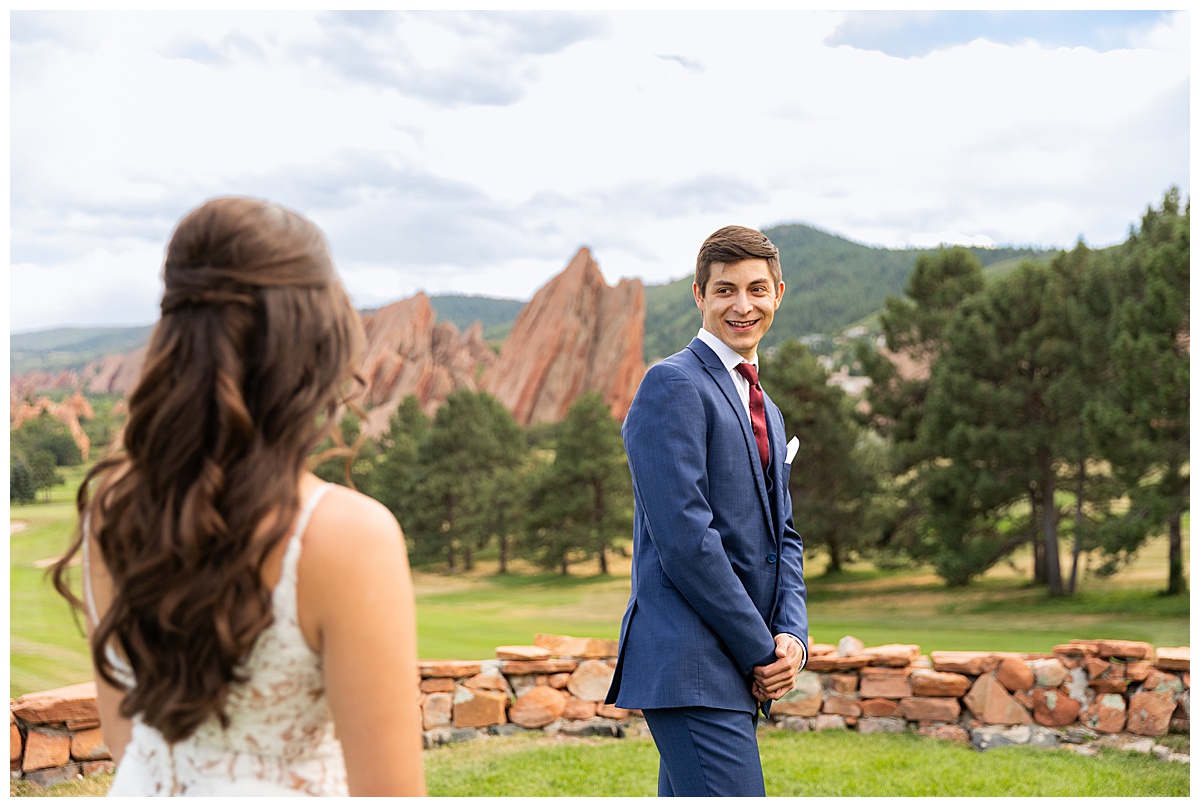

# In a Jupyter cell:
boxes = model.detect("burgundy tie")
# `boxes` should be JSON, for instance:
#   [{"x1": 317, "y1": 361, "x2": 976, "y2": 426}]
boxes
[{"x1": 735, "y1": 362, "x2": 770, "y2": 473}]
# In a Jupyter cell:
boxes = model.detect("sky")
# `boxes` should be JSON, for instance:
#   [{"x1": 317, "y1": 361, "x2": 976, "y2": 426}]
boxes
[{"x1": 7, "y1": 7, "x2": 1191, "y2": 333}]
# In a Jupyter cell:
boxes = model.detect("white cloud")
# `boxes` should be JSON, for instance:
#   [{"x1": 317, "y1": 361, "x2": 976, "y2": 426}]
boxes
[{"x1": 8, "y1": 9, "x2": 1191, "y2": 332}]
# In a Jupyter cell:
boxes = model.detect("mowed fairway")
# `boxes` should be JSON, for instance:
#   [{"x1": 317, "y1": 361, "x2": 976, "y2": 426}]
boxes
[{"x1": 10, "y1": 470, "x2": 1191, "y2": 697}]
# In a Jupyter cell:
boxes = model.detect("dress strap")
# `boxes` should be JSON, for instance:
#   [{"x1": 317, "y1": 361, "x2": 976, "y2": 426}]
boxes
[
  {"x1": 273, "y1": 484, "x2": 333, "y2": 623},
  {"x1": 81, "y1": 513, "x2": 101, "y2": 625}
]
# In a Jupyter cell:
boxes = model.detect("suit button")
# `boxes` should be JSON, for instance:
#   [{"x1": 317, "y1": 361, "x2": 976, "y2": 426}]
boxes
[{"x1": 766, "y1": 553, "x2": 777, "y2": 564}]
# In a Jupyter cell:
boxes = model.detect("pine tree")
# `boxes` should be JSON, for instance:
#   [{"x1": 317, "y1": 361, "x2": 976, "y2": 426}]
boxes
[
  {"x1": 1084, "y1": 190, "x2": 1190, "y2": 594},
  {"x1": 410, "y1": 391, "x2": 526, "y2": 572},
  {"x1": 363, "y1": 396, "x2": 429, "y2": 549},
  {"x1": 524, "y1": 392, "x2": 632, "y2": 575},
  {"x1": 761, "y1": 340, "x2": 887, "y2": 573}
]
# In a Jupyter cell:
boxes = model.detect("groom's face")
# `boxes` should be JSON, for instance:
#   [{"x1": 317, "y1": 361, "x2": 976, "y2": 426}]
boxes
[{"x1": 693, "y1": 258, "x2": 785, "y2": 360}]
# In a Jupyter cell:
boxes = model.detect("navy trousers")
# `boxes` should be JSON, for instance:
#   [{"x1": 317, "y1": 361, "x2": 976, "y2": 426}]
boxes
[{"x1": 641, "y1": 706, "x2": 764, "y2": 797}]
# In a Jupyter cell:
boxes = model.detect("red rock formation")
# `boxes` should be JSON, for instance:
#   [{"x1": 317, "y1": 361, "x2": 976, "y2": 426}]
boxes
[
  {"x1": 356, "y1": 293, "x2": 497, "y2": 435},
  {"x1": 481, "y1": 247, "x2": 645, "y2": 426},
  {"x1": 11, "y1": 249, "x2": 645, "y2": 437},
  {"x1": 83, "y1": 347, "x2": 147, "y2": 396},
  {"x1": 10, "y1": 392, "x2": 96, "y2": 461}
]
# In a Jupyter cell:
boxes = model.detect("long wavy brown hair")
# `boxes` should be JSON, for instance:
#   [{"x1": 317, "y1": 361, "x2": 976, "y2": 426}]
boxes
[{"x1": 52, "y1": 196, "x2": 365, "y2": 743}]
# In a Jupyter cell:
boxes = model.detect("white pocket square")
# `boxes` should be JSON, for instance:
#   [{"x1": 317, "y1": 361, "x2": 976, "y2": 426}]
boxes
[{"x1": 786, "y1": 436, "x2": 799, "y2": 464}]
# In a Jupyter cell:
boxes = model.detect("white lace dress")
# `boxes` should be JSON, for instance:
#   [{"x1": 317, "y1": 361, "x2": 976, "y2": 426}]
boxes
[{"x1": 85, "y1": 485, "x2": 349, "y2": 796}]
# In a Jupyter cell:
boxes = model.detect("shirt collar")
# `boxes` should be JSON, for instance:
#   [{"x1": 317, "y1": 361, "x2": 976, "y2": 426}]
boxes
[{"x1": 697, "y1": 327, "x2": 758, "y2": 373}]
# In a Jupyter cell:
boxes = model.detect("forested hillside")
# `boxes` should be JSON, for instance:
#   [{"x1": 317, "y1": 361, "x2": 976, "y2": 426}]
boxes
[
  {"x1": 10, "y1": 325, "x2": 154, "y2": 375},
  {"x1": 427, "y1": 294, "x2": 524, "y2": 340},
  {"x1": 642, "y1": 224, "x2": 1053, "y2": 361},
  {"x1": 10, "y1": 226, "x2": 1055, "y2": 370}
]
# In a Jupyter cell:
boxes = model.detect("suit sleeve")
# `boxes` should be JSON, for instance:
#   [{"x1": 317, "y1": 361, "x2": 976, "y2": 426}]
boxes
[
  {"x1": 623, "y1": 362, "x2": 777, "y2": 675},
  {"x1": 772, "y1": 483, "x2": 809, "y2": 664}
]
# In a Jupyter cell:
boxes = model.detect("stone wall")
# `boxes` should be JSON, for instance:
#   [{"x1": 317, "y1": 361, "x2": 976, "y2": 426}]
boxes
[{"x1": 10, "y1": 635, "x2": 1190, "y2": 787}]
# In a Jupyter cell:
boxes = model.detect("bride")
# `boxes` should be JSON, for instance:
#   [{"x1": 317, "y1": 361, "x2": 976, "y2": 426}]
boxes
[{"x1": 52, "y1": 196, "x2": 426, "y2": 796}]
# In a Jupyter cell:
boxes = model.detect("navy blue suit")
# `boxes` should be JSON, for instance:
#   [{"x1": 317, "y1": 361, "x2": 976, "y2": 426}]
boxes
[{"x1": 605, "y1": 336, "x2": 808, "y2": 795}]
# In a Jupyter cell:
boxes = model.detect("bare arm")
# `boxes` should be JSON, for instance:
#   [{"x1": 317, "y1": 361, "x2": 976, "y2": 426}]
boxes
[
  {"x1": 300, "y1": 488, "x2": 426, "y2": 797},
  {"x1": 81, "y1": 532, "x2": 132, "y2": 765}
]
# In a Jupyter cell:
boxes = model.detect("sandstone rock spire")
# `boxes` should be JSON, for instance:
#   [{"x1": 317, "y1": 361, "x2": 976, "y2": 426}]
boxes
[{"x1": 480, "y1": 247, "x2": 644, "y2": 427}]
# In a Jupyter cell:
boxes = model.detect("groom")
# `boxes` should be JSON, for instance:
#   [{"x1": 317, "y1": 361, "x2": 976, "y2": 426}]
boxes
[{"x1": 605, "y1": 225, "x2": 809, "y2": 797}]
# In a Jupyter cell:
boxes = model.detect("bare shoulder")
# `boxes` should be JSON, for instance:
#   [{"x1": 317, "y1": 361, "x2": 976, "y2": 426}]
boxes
[{"x1": 300, "y1": 484, "x2": 406, "y2": 574}]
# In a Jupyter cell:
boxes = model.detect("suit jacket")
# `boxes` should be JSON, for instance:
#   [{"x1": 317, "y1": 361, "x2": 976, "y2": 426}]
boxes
[{"x1": 605, "y1": 337, "x2": 808, "y2": 716}]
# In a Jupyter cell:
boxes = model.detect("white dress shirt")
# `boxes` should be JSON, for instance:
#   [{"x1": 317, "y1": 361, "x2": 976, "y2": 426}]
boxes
[{"x1": 696, "y1": 327, "x2": 757, "y2": 421}]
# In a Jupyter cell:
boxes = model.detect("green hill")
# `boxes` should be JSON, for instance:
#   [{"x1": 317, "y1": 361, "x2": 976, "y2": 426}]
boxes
[
  {"x1": 428, "y1": 294, "x2": 524, "y2": 336},
  {"x1": 10, "y1": 325, "x2": 154, "y2": 375},
  {"x1": 9, "y1": 297, "x2": 523, "y2": 376},
  {"x1": 10, "y1": 227, "x2": 1057, "y2": 376},
  {"x1": 642, "y1": 224, "x2": 1054, "y2": 360}
]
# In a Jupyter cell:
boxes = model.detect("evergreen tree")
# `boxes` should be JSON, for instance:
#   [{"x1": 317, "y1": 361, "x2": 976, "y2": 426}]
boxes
[
  {"x1": 10, "y1": 459, "x2": 37, "y2": 505},
  {"x1": 28, "y1": 450, "x2": 64, "y2": 503},
  {"x1": 761, "y1": 340, "x2": 887, "y2": 573},
  {"x1": 363, "y1": 396, "x2": 430, "y2": 550},
  {"x1": 919, "y1": 259, "x2": 1079, "y2": 591},
  {"x1": 1084, "y1": 190, "x2": 1190, "y2": 594},
  {"x1": 856, "y1": 247, "x2": 986, "y2": 562},
  {"x1": 524, "y1": 392, "x2": 632, "y2": 575},
  {"x1": 410, "y1": 390, "x2": 526, "y2": 572}
]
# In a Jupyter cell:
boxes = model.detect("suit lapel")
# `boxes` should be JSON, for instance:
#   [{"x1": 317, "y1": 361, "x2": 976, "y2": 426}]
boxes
[
  {"x1": 687, "y1": 339, "x2": 775, "y2": 532},
  {"x1": 763, "y1": 391, "x2": 788, "y2": 544}
]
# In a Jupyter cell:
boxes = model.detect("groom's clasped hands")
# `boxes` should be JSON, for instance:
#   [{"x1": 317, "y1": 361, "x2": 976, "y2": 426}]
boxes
[{"x1": 752, "y1": 633, "x2": 805, "y2": 702}]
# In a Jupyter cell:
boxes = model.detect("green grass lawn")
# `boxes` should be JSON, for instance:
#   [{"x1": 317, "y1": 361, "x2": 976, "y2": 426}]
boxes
[
  {"x1": 10, "y1": 468, "x2": 1191, "y2": 697},
  {"x1": 12, "y1": 728, "x2": 1190, "y2": 797}
]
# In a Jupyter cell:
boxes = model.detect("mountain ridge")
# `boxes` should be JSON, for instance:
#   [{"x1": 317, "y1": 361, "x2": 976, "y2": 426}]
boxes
[{"x1": 11, "y1": 223, "x2": 1056, "y2": 372}]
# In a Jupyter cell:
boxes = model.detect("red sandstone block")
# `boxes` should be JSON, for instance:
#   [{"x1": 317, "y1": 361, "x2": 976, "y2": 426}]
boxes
[
  {"x1": 1126, "y1": 691, "x2": 1174, "y2": 737},
  {"x1": 453, "y1": 687, "x2": 508, "y2": 729},
  {"x1": 1155, "y1": 647, "x2": 1190, "y2": 671},
  {"x1": 822, "y1": 696, "x2": 862, "y2": 717},
  {"x1": 463, "y1": 673, "x2": 509, "y2": 692},
  {"x1": 963, "y1": 675, "x2": 1030, "y2": 725},
  {"x1": 806, "y1": 655, "x2": 870, "y2": 672},
  {"x1": 1081, "y1": 693, "x2": 1126, "y2": 734},
  {"x1": 1031, "y1": 687, "x2": 1082, "y2": 727},
  {"x1": 1086, "y1": 640, "x2": 1153, "y2": 660},
  {"x1": 10, "y1": 723, "x2": 22, "y2": 764},
  {"x1": 860, "y1": 671, "x2": 912, "y2": 699},
  {"x1": 69, "y1": 727, "x2": 109, "y2": 761},
  {"x1": 929, "y1": 651, "x2": 997, "y2": 675},
  {"x1": 419, "y1": 661, "x2": 483, "y2": 678},
  {"x1": 995, "y1": 658, "x2": 1034, "y2": 692},
  {"x1": 910, "y1": 669, "x2": 970, "y2": 698},
  {"x1": 500, "y1": 659, "x2": 578, "y2": 675},
  {"x1": 22, "y1": 728, "x2": 70, "y2": 772},
  {"x1": 509, "y1": 686, "x2": 566, "y2": 728},
  {"x1": 422, "y1": 693, "x2": 452, "y2": 730},
  {"x1": 420, "y1": 678, "x2": 455, "y2": 693},
  {"x1": 860, "y1": 698, "x2": 903, "y2": 718},
  {"x1": 900, "y1": 697, "x2": 961, "y2": 723},
  {"x1": 861, "y1": 644, "x2": 921, "y2": 667},
  {"x1": 495, "y1": 645, "x2": 552, "y2": 661},
  {"x1": 11, "y1": 683, "x2": 99, "y2": 725},
  {"x1": 1126, "y1": 660, "x2": 1154, "y2": 682},
  {"x1": 562, "y1": 698, "x2": 598, "y2": 720},
  {"x1": 830, "y1": 673, "x2": 858, "y2": 694},
  {"x1": 567, "y1": 660, "x2": 615, "y2": 702}
]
